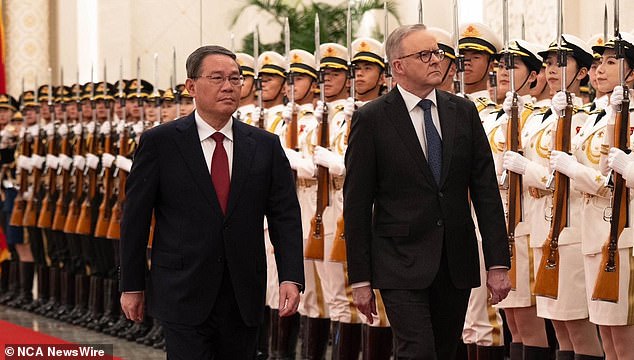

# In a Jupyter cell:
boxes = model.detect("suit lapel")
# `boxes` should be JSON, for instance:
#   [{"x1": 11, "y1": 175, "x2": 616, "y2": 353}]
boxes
[
  {"x1": 385, "y1": 88, "x2": 437, "y2": 187},
  {"x1": 224, "y1": 120, "x2": 256, "y2": 220},
  {"x1": 173, "y1": 114, "x2": 221, "y2": 213},
  {"x1": 436, "y1": 90, "x2": 457, "y2": 187}
]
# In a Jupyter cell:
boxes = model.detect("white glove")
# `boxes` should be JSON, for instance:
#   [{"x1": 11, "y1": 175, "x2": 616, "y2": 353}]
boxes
[
  {"x1": 28, "y1": 126, "x2": 40, "y2": 138},
  {"x1": 551, "y1": 91, "x2": 573, "y2": 117},
  {"x1": 85, "y1": 153, "x2": 99, "y2": 169},
  {"x1": 609, "y1": 85, "x2": 626, "y2": 113},
  {"x1": 45, "y1": 154, "x2": 59, "y2": 170},
  {"x1": 73, "y1": 123, "x2": 83, "y2": 136},
  {"x1": 72, "y1": 155, "x2": 86, "y2": 171},
  {"x1": 115, "y1": 155, "x2": 132, "y2": 173},
  {"x1": 16, "y1": 155, "x2": 32, "y2": 171},
  {"x1": 57, "y1": 124, "x2": 69, "y2": 137},
  {"x1": 101, "y1": 153, "x2": 116, "y2": 168},
  {"x1": 284, "y1": 148, "x2": 301, "y2": 170},
  {"x1": 314, "y1": 101, "x2": 324, "y2": 121},
  {"x1": 282, "y1": 104, "x2": 293, "y2": 124},
  {"x1": 343, "y1": 97, "x2": 355, "y2": 119},
  {"x1": 502, "y1": 92, "x2": 525, "y2": 117},
  {"x1": 85, "y1": 121, "x2": 96, "y2": 134},
  {"x1": 44, "y1": 123, "x2": 56, "y2": 137},
  {"x1": 100, "y1": 121, "x2": 111, "y2": 134},
  {"x1": 502, "y1": 151, "x2": 528, "y2": 175},
  {"x1": 313, "y1": 146, "x2": 345, "y2": 176},
  {"x1": 607, "y1": 147, "x2": 634, "y2": 175},
  {"x1": 549, "y1": 150, "x2": 580, "y2": 179},
  {"x1": 58, "y1": 154, "x2": 73, "y2": 171},
  {"x1": 116, "y1": 121, "x2": 126, "y2": 133},
  {"x1": 252, "y1": 107, "x2": 262, "y2": 124},
  {"x1": 132, "y1": 122, "x2": 144, "y2": 136},
  {"x1": 31, "y1": 154, "x2": 46, "y2": 170},
  {"x1": 455, "y1": 92, "x2": 466, "y2": 98}
]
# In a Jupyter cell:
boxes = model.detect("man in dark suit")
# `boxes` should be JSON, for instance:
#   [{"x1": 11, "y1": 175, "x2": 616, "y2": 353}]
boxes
[
  {"x1": 119, "y1": 45, "x2": 304, "y2": 359},
  {"x1": 343, "y1": 24, "x2": 511, "y2": 359}
]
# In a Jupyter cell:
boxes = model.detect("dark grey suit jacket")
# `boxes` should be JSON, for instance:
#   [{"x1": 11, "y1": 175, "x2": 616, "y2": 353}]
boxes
[
  {"x1": 344, "y1": 88, "x2": 509, "y2": 290},
  {"x1": 120, "y1": 113, "x2": 304, "y2": 326}
]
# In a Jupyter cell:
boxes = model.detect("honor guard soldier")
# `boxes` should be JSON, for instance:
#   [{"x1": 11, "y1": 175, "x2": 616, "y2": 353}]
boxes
[
  {"x1": 257, "y1": 51, "x2": 287, "y2": 135},
  {"x1": 458, "y1": 22, "x2": 506, "y2": 359},
  {"x1": 484, "y1": 40, "x2": 548, "y2": 360},
  {"x1": 588, "y1": 32, "x2": 634, "y2": 360},
  {"x1": 113, "y1": 80, "x2": 128, "y2": 123},
  {"x1": 350, "y1": 37, "x2": 385, "y2": 103},
  {"x1": 175, "y1": 83, "x2": 194, "y2": 117},
  {"x1": 312, "y1": 42, "x2": 364, "y2": 359},
  {"x1": 235, "y1": 53, "x2": 257, "y2": 125},
  {"x1": 587, "y1": 34, "x2": 609, "y2": 109},
  {"x1": 160, "y1": 88, "x2": 178, "y2": 122},
  {"x1": 459, "y1": 22, "x2": 502, "y2": 118},
  {"x1": 427, "y1": 28, "x2": 457, "y2": 94}
]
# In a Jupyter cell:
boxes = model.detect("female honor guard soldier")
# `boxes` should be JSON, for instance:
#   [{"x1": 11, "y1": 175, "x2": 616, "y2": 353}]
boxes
[
  {"x1": 486, "y1": 40, "x2": 549, "y2": 359},
  {"x1": 591, "y1": 32, "x2": 634, "y2": 360}
]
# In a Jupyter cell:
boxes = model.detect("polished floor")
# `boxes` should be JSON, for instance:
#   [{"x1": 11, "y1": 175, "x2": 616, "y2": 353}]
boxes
[{"x1": 0, "y1": 305, "x2": 166, "y2": 360}]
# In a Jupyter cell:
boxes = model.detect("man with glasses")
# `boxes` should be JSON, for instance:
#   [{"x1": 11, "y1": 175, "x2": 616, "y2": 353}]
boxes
[
  {"x1": 344, "y1": 24, "x2": 511, "y2": 359},
  {"x1": 119, "y1": 45, "x2": 304, "y2": 359}
]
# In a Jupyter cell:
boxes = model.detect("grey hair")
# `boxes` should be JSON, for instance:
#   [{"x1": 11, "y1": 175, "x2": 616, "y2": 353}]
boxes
[
  {"x1": 385, "y1": 24, "x2": 428, "y2": 63},
  {"x1": 186, "y1": 45, "x2": 237, "y2": 79}
]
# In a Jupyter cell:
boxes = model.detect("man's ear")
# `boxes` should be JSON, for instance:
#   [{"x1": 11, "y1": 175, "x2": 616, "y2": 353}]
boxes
[{"x1": 185, "y1": 78, "x2": 196, "y2": 98}]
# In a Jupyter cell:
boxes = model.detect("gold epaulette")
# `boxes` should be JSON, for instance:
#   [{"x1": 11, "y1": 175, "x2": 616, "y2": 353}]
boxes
[
  {"x1": 475, "y1": 97, "x2": 496, "y2": 113},
  {"x1": 523, "y1": 103, "x2": 534, "y2": 111},
  {"x1": 572, "y1": 105, "x2": 587, "y2": 114},
  {"x1": 533, "y1": 106, "x2": 550, "y2": 115}
]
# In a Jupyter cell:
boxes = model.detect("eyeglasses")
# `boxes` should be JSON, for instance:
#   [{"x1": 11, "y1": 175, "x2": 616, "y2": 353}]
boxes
[
  {"x1": 397, "y1": 49, "x2": 445, "y2": 63},
  {"x1": 196, "y1": 74, "x2": 244, "y2": 86}
]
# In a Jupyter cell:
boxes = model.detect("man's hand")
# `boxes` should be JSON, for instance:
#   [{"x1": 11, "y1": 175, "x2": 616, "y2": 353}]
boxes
[
  {"x1": 352, "y1": 285, "x2": 377, "y2": 324},
  {"x1": 121, "y1": 292, "x2": 145, "y2": 323},
  {"x1": 486, "y1": 268, "x2": 511, "y2": 305},
  {"x1": 278, "y1": 283, "x2": 301, "y2": 317}
]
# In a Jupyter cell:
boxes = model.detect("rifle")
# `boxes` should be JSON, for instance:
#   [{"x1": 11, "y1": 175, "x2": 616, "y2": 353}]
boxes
[
  {"x1": 592, "y1": 13, "x2": 628, "y2": 302},
  {"x1": 75, "y1": 115, "x2": 99, "y2": 235},
  {"x1": 534, "y1": 0, "x2": 569, "y2": 299},
  {"x1": 36, "y1": 120, "x2": 58, "y2": 229},
  {"x1": 51, "y1": 116, "x2": 71, "y2": 231},
  {"x1": 330, "y1": 6, "x2": 354, "y2": 263},
  {"x1": 94, "y1": 117, "x2": 114, "y2": 238},
  {"x1": 22, "y1": 126, "x2": 44, "y2": 227},
  {"x1": 254, "y1": 27, "x2": 265, "y2": 130},
  {"x1": 63, "y1": 77, "x2": 85, "y2": 235},
  {"x1": 9, "y1": 130, "x2": 31, "y2": 227},
  {"x1": 305, "y1": 14, "x2": 329, "y2": 260},
  {"x1": 106, "y1": 124, "x2": 129, "y2": 240},
  {"x1": 283, "y1": 18, "x2": 298, "y2": 152}
]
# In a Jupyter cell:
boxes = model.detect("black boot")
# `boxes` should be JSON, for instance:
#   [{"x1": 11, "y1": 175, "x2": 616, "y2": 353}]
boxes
[
  {"x1": 524, "y1": 345, "x2": 551, "y2": 360},
  {"x1": 41, "y1": 267, "x2": 61, "y2": 316},
  {"x1": 22, "y1": 264, "x2": 47, "y2": 311},
  {"x1": 509, "y1": 343, "x2": 523, "y2": 360},
  {"x1": 0, "y1": 260, "x2": 18, "y2": 304},
  {"x1": 361, "y1": 325, "x2": 393, "y2": 360},
  {"x1": 89, "y1": 278, "x2": 118, "y2": 331},
  {"x1": 138, "y1": 319, "x2": 162, "y2": 345},
  {"x1": 8, "y1": 262, "x2": 34, "y2": 308},
  {"x1": 53, "y1": 270, "x2": 75, "y2": 319},
  {"x1": 104, "y1": 314, "x2": 133, "y2": 336},
  {"x1": 63, "y1": 274, "x2": 88, "y2": 322},
  {"x1": 556, "y1": 350, "x2": 575, "y2": 360},
  {"x1": 331, "y1": 322, "x2": 362, "y2": 360},
  {"x1": 476, "y1": 345, "x2": 506, "y2": 360},
  {"x1": 74, "y1": 276, "x2": 102, "y2": 326},
  {"x1": 0, "y1": 261, "x2": 10, "y2": 294},
  {"x1": 301, "y1": 317, "x2": 330, "y2": 359}
]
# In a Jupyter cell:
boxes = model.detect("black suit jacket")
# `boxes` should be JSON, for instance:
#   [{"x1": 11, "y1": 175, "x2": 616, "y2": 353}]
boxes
[
  {"x1": 344, "y1": 88, "x2": 509, "y2": 290},
  {"x1": 120, "y1": 113, "x2": 304, "y2": 327}
]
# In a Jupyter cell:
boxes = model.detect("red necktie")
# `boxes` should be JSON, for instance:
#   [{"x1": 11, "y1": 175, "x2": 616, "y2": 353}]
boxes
[{"x1": 210, "y1": 132, "x2": 230, "y2": 214}]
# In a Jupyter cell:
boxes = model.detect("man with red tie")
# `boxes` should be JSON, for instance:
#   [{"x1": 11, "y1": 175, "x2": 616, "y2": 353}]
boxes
[{"x1": 119, "y1": 45, "x2": 304, "y2": 359}]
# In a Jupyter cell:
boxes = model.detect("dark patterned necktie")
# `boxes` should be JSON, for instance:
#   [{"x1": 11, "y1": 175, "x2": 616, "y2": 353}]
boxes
[
  {"x1": 418, "y1": 99, "x2": 442, "y2": 184},
  {"x1": 210, "y1": 132, "x2": 230, "y2": 214}
]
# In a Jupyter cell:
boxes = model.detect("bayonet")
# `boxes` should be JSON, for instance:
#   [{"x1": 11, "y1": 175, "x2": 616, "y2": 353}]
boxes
[
  {"x1": 418, "y1": 0, "x2": 423, "y2": 24},
  {"x1": 383, "y1": 1, "x2": 392, "y2": 91},
  {"x1": 173, "y1": 47, "x2": 180, "y2": 118},
  {"x1": 136, "y1": 57, "x2": 144, "y2": 123},
  {"x1": 604, "y1": 4, "x2": 608, "y2": 44},
  {"x1": 521, "y1": 15, "x2": 526, "y2": 41},
  {"x1": 254, "y1": 26, "x2": 264, "y2": 129},
  {"x1": 453, "y1": 0, "x2": 465, "y2": 94},
  {"x1": 347, "y1": 1, "x2": 356, "y2": 100}
]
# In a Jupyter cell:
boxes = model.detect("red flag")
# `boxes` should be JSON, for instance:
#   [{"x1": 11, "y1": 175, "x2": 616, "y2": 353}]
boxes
[{"x1": 0, "y1": 1, "x2": 6, "y2": 94}]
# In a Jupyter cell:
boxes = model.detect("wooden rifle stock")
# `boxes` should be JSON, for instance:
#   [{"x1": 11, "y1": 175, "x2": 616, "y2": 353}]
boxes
[
  {"x1": 9, "y1": 134, "x2": 31, "y2": 227},
  {"x1": 533, "y1": 100, "x2": 572, "y2": 298},
  {"x1": 305, "y1": 105, "x2": 329, "y2": 260},
  {"x1": 592, "y1": 94, "x2": 629, "y2": 302},
  {"x1": 37, "y1": 127, "x2": 58, "y2": 229},
  {"x1": 506, "y1": 95, "x2": 522, "y2": 290},
  {"x1": 285, "y1": 105, "x2": 298, "y2": 151},
  {"x1": 22, "y1": 131, "x2": 44, "y2": 227},
  {"x1": 107, "y1": 126, "x2": 129, "y2": 240},
  {"x1": 94, "y1": 131, "x2": 114, "y2": 238},
  {"x1": 76, "y1": 131, "x2": 98, "y2": 235},
  {"x1": 63, "y1": 128, "x2": 84, "y2": 234},
  {"x1": 52, "y1": 130, "x2": 71, "y2": 231}
]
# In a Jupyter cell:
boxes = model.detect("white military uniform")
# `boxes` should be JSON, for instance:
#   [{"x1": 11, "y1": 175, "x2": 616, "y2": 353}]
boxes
[
  {"x1": 235, "y1": 103, "x2": 257, "y2": 126},
  {"x1": 583, "y1": 97, "x2": 634, "y2": 326}
]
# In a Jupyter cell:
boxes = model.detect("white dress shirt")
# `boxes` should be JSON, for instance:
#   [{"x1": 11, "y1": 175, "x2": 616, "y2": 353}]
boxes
[
  {"x1": 195, "y1": 110, "x2": 234, "y2": 178},
  {"x1": 397, "y1": 84, "x2": 442, "y2": 157}
]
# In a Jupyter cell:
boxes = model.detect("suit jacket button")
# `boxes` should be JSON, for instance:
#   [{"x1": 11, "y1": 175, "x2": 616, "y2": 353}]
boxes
[
  {"x1": 438, "y1": 192, "x2": 444, "y2": 198},
  {"x1": 436, "y1": 219, "x2": 443, "y2": 226},
  {"x1": 217, "y1": 256, "x2": 224, "y2": 263}
]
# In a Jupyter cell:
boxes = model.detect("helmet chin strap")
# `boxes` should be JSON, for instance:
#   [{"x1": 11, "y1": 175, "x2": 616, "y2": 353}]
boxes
[
  {"x1": 355, "y1": 74, "x2": 383, "y2": 96},
  {"x1": 295, "y1": 80, "x2": 315, "y2": 103},
  {"x1": 466, "y1": 57, "x2": 493, "y2": 86}
]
